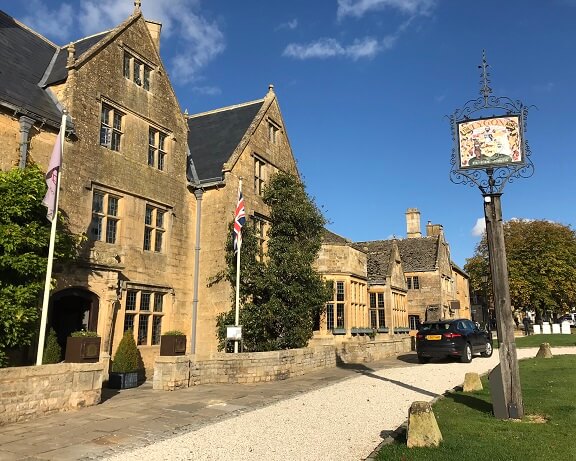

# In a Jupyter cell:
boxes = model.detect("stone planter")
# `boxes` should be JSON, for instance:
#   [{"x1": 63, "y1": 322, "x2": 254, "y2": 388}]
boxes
[
  {"x1": 160, "y1": 334, "x2": 187, "y2": 356},
  {"x1": 65, "y1": 336, "x2": 101, "y2": 363},
  {"x1": 394, "y1": 327, "x2": 409, "y2": 334},
  {"x1": 352, "y1": 328, "x2": 373, "y2": 335},
  {"x1": 332, "y1": 328, "x2": 346, "y2": 335},
  {"x1": 108, "y1": 371, "x2": 138, "y2": 389},
  {"x1": 377, "y1": 327, "x2": 390, "y2": 334}
]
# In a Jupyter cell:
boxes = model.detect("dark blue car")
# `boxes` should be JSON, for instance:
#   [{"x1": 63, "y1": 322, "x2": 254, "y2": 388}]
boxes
[{"x1": 416, "y1": 318, "x2": 493, "y2": 364}]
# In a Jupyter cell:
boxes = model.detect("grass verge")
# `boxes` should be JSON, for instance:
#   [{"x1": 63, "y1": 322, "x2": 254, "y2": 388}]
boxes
[
  {"x1": 375, "y1": 355, "x2": 576, "y2": 460},
  {"x1": 515, "y1": 332, "x2": 576, "y2": 348}
]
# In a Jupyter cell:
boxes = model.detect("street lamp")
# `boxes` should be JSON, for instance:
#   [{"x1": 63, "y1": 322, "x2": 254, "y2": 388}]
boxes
[{"x1": 448, "y1": 51, "x2": 534, "y2": 420}]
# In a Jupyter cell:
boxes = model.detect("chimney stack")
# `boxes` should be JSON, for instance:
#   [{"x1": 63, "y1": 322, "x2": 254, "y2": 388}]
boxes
[
  {"x1": 426, "y1": 221, "x2": 444, "y2": 237},
  {"x1": 406, "y1": 208, "x2": 421, "y2": 238},
  {"x1": 145, "y1": 20, "x2": 162, "y2": 51}
]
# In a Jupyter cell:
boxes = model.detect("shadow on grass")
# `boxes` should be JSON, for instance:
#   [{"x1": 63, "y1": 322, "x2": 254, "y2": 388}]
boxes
[{"x1": 444, "y1": 391, "x2": 493, "y2": 414}]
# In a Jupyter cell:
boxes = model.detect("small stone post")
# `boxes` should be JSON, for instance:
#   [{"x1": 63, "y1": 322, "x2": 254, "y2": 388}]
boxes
[
  {"x1": 536, "y1": 342, "x2": 553, "y2": 358},
  {"x1": 407, "y1": 401, "x2": 443, "y2": 448},
  {"x1": 463, "y1": 372, "x2": 483, "y2": 392}
]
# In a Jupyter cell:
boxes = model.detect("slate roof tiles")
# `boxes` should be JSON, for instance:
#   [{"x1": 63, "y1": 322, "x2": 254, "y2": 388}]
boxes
[{"x1": 187, "y1": 100, "x2": 264, "y2": 182}]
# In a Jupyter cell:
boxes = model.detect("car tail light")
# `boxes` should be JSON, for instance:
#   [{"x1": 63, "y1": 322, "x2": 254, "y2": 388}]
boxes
[
  {"x1": 443, "y1": 332, "x2": 462, "y2": 340},
  {"x1": 416, "y1": 333, "x2": 424, "y2": 340}
]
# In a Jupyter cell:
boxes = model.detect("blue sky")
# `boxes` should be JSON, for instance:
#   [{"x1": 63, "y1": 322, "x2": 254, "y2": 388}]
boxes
[{"x1": 3, "y1": 0, "x2": 575, "y2": 268}]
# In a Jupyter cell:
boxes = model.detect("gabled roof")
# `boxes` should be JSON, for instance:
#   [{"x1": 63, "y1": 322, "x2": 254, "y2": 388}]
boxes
[
  {"x1": 352, "y1": 240, "x2": 393, "y2": 284},
  {"x1": 322, "y1": 228, "x2": 352, "y2": 246},
  {"x1": 42, "y1": 32, "x2": 109, "y2": 86},
  {"x1": 186, "y1": 99, "x2": 264, "y2": 182},
  {"x1": 451, "y1": 261, "x2": 469, "y2": 277},
  {"x1": 0, "y1": 10, "x2": 62, "y2": 126},
  {"x1": 396, "y1": 237, "x2": 439, "y2": 272}
]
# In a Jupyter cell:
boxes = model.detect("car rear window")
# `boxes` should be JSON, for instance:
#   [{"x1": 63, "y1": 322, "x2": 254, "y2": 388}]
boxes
[{"x1": 419, "y1": 322, "x2": 452, "y2": 332}]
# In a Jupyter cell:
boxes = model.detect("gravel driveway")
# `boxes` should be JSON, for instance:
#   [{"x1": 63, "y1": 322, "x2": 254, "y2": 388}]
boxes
[{"x1": 105, "y1": 347, "x2": 576, "y2": 461}]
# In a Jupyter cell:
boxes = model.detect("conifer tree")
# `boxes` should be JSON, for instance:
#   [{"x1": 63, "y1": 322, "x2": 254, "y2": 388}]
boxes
[{"x1": 216, "y1": 172, "x2": 331, "y2": 351}]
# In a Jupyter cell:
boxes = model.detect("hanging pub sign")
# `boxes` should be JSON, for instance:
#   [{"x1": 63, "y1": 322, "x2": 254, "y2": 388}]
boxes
[{"x1": 457, "y1": 115, "x2": 524, "y2": 169}]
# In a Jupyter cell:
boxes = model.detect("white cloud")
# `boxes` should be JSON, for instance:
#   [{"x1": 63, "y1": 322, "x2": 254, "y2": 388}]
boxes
[
  {"x1": 283, "y1": 37, "x2": 380, "y2": 60},
  {"x1": 191, "y1": 85, "x2": 222, "y2": 96},
  {"x1": 276, "y1": 19, "x2": 299, "y2": 31},
  {"x1": 471, "y1": 218, "x2": 486, "y2": 237},
  {"x1": 337, "y1": 0, "x2": 436, "y2": 20},
  {"x1": 20, "y1": 0, "x2": 224, "y2": 85},
  {"x1": 78, "y1": 0, "x2": 225, "y2": 84},
  {"x1": 21, "y1": 1, "x2": 75, "y2": 42}
]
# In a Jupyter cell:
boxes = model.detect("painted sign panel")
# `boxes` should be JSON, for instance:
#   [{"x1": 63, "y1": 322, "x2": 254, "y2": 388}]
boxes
[{"x1": 458, "y1": 115, "x2": 523, "y2": 169}]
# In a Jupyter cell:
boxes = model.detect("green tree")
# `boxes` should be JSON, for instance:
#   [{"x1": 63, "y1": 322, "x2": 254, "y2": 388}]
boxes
[
  {"x1": 215, "y1": 172, "x2": 332, "y2": 351},
  {"x1": 0, "y1": 166, "x2": 77, "y2": 367},
  {"x1": 465, "y1": 219, "x2": 576, "y2": 318}
]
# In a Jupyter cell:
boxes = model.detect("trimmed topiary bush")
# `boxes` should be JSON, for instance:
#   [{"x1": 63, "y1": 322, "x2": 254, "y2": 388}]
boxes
[
  {"x1": 111, "y1": 330, "x2": 140, "y2": 373},
  {"x1": 43, "y1": 328, "x2": 62, "y2": 364}
]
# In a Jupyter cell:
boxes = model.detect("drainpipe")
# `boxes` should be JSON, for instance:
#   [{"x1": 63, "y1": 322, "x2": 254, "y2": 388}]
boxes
[
  {"x1": 190, "y1": 188, "x2": 203, "y2": 355},
  {"x1": 18, "y1": 116, "x2": 34, "y2": 169}
]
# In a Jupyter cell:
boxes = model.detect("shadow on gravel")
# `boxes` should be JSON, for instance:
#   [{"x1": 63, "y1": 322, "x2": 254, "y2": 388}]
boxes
[
  {"x1": 355, "y1": 370, "x2": 440, "y2": 398},
  {"x1": 335, "y1": 355, "x2": 440, "y2": 398},
  {"x1": 444, "y1": 391, "x2": 493, "y2": 414}
]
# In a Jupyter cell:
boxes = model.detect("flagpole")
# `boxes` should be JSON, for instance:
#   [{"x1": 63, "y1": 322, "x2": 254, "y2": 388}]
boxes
[
  {"x1": 36, "y1": 113, "x2": 66, "y2": 365},
  {"x1": 234, "y1": 179, "x2": 242, "y2": 353}
]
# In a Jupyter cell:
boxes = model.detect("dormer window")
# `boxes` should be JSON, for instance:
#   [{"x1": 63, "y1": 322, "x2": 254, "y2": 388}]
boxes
[{"x1": 123, "y1": 51, "x2": 152, "y2": 91}]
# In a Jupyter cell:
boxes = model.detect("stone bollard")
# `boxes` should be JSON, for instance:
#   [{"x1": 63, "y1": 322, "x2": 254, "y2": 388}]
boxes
[
  {"x1": 407, "y1": 401, "x2": 443, "y2": 448},
  {"x1": 463, "y1": 372, "x2": 483, "y2": 392},
  {"x1": 536, "y1": 342, "x2": 553, "y2": 358}
]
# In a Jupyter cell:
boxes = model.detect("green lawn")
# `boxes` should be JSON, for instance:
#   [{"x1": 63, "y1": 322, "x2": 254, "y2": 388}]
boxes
[
  {"x1": 376, "y1": 355, "x2": 576, "y2": 461},
  {"x1": 515, "y1": 332, "x2": 576, "y2": 348}
]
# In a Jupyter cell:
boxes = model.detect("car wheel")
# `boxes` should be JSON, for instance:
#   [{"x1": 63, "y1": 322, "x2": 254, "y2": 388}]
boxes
[
  {"x1": 481, "y1": 341, "x2": 493, "y2": 357},
  {"x1": 460, "y1": 343, "x2": 473, "y2": 363},
  {"x1": 417, "y1": 354, "x2": 430, "y2": 364}
]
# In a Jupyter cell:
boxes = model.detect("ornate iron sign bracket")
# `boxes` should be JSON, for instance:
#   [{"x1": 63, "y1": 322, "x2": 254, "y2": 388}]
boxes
[{"x1": 449, "y1": 51, "x2": 534, "y2": 195}]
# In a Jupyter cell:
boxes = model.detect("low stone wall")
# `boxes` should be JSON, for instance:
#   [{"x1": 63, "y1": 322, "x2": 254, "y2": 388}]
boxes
[
  {"x1": 153, "y1": 337, "x2": 413, "y2": 391},
  {"x1": 0, "y1": 362, "x2": 104, "y2": 425},
  {"x1": 337, "y1": 336, "x2": 412, "y2": 363}
]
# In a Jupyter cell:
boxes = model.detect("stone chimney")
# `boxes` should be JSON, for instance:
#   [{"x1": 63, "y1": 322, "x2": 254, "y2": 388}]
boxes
[
  {"x1": 406, "y1": 208, "x2": 421, "y2": 238},
  {"x1": 426, "y1": 221, "x2": 444, "y2": 237},
  {"x1": 145, "y1": 20, "x2": 162, "y2": 51}
]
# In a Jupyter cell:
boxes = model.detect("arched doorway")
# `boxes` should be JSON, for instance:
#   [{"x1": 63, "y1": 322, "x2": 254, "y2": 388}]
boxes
[{"x1": 49, "y1": 288, "x2": 99, "y2": 353}]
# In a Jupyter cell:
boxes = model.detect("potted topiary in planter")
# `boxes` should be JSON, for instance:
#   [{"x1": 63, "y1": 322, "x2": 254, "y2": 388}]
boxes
[
  {"x1": 160, "y1": 330, "x2": 187, "y2": 356},
  {"x1": 65, "y1": 330, "x2": 101, "y2": 363},
  {"x1": 43, "y1": 328, "x2": 62, "y2": 364},
  {"x1": 109, "y1": 330, "x2": 141, "y2": 389}
]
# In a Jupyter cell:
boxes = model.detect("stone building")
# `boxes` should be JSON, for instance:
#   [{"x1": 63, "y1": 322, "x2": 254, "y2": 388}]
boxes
[
  {"x1": 322, "y1": 208, "x2": 470, "y2": 334},
  {"x1": 314, "y1": 230, "x2": 369, "y2": 337},
  {"x1": 1, "y1": 6, "x2": 194, "y2": 374},
  {"x1": 186, "y1": 85, "x2": 299, "y2": 356},
  {"x1": 314, "y1": 230, "x2": 409, "y2": 338},
  {"x1": 352, "y1": 239, "x2": 409, "y2": 332},
  {"x1": 396, "y1": 208, "x2": 471, "y2": 327},
  {"x1": 1, "y1": 4, "x2": 304, "y2": 367}
]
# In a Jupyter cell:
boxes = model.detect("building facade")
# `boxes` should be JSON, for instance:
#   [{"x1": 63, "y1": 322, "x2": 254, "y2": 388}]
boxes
[
  {"x1": 186, "y1": 86, "x2": 299, "y2": 356},
  {"x1": 1, "y1": 7, "x2": 194, "y2": 374}
]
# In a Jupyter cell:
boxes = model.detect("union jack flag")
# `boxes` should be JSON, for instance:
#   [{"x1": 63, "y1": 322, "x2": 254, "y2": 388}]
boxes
[{"x1": 233, "y1": 187, "x2": 245, "y2": 253}]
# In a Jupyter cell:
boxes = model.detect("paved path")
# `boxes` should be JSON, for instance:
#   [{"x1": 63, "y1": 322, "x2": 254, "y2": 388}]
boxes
[
  {"x1": 0, "y1": 353, "x2": 419, "y2": 461},
  {"x1": 1, "y1": 347, "x2": 574, "y2": 460}
]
